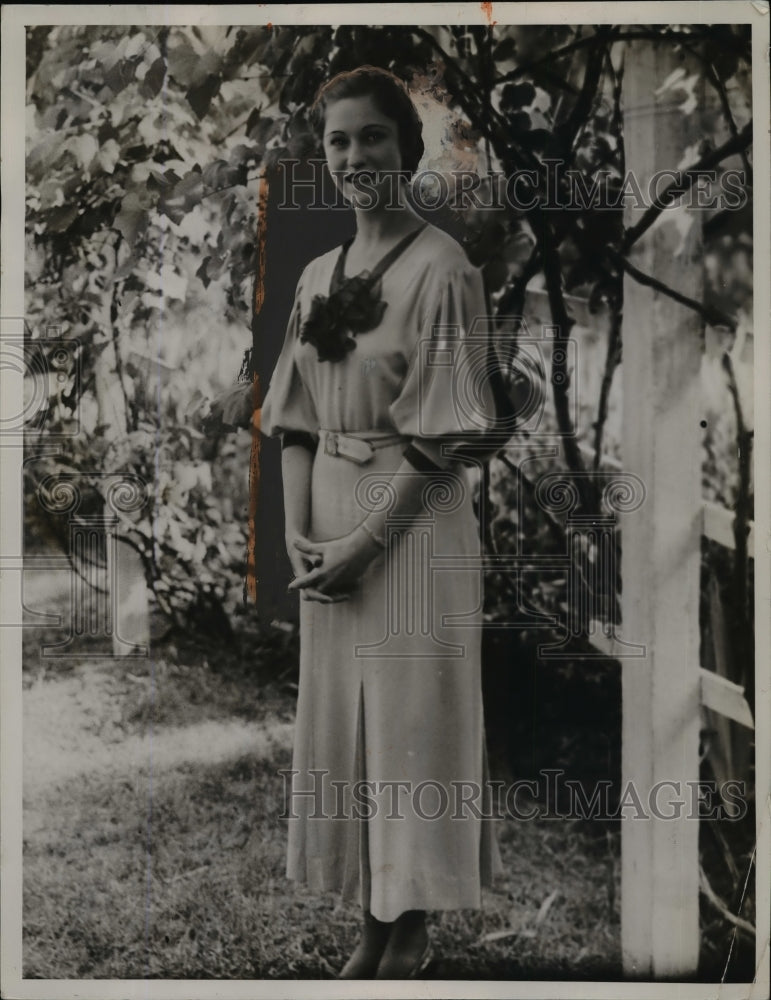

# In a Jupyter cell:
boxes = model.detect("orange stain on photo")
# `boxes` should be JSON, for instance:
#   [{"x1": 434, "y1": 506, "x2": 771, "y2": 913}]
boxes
[
  {"x1": 480, "y1": 2, "x2": 497, "y2": 26},
  {"x1": 246, "y1": 171, "x2": 270, "y2": 603}
]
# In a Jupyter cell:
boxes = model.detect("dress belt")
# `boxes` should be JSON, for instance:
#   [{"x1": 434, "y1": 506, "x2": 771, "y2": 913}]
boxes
[{"x1": 318, "y1": 428, "x2": 409, "y2": 465}]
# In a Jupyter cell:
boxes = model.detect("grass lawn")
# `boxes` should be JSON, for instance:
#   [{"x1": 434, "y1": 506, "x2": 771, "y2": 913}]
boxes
[
  {"x1": 20, "y1": 578, "x2": 754, "y2": 982},
  {"x1": 21, "y1": 588, "x2": 623, "y2": 981}
]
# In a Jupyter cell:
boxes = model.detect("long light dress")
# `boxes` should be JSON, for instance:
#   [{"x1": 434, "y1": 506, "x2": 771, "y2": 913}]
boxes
[{"x1": 260, "y1": 222, "x2": 503, "y2": 922}]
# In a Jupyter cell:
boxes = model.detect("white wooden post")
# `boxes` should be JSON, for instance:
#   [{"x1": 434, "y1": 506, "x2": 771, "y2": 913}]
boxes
[{"x1": 621, "y1": 41, "x2": 704, "y2": 976}]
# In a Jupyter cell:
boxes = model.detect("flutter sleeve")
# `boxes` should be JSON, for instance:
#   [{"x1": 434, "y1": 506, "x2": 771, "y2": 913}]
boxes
[
  {"x1": 259, "y1": 273, "x2": 319, "y2": 446},
  {"x1": 389, "y1": 256, "x2": 497, "y2": 469}
]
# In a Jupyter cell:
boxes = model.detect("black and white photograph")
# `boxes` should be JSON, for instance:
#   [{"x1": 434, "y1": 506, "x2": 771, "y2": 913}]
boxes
[{"x1": 1, "y1": 4, "x2": 769, "y2": 997}]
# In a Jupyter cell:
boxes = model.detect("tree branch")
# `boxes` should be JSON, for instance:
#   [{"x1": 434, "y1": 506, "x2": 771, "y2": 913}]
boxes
[
  {"x1": 671, "y1": 35, "x2": 755, "y2": 184},
  {"x1": 616, "y1": 27, "x2": 750, "y2": 59},
  {"x1": 703, "y1": 60, "x2": 753, "y2": 184},
  {"x1": 553, "y1": 26, "x2": 612, "y2": 155},
  {"x1": 608, "y1": 247, "x2": 737, "y2": 330},
  {"x1": 496, "y1": 244, "x2": 541, "y2": 316},
  {"x1": 536, "y1": 215, "x2": 593, "y2": 509},
  {"x1": 497, "y1": 26, "x2": 749, "y2": 86},
  {"x1": 110, "y1": 233, "x2": 134, "y2": 432},
  {"x1": 409, "y1": 26, "x2": 538, "y2": 173},
  {"x1": 523, "y1": 32, "x2": 613, "y2": 512},
  {"x1": 411, "y1": 27, "x2": 497, "y2": 124},
  {"x1": 590, "y1": 50, "x2": 625, "y2": 476},
  {"x1": 621, "y1": 122, "x2": 753, "y2": 253},
  {"x1": 699, "y1": 864, "x2": 756, "y2": 939},
  {"x1": 592, "y1": 302, "x2": 622, "y2": 472}
]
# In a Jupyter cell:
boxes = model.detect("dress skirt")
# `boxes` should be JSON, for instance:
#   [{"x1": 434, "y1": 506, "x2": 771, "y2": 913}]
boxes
[{"x1": 285, "y1": 438, "x2": 503, "y2": 922}]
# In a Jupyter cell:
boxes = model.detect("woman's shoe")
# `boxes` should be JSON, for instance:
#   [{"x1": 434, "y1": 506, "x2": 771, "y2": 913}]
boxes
[
  {"x1": 374, "y1": 930, "x2": 433, "y2": 979},
  {"x1": 337, "y1": 938, "x2": 390, "y2": 979},
  {"x1": 407, "y1": 941, "x2": 433, "y2": 979},
  {"x1": 337, "y1": 914, "x2": 391, "y2": 979}
]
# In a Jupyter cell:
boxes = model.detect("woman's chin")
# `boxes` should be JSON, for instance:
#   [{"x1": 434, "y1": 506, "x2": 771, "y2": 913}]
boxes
[{"x1": 346, "y1": 189, "x2": 400, "y2": 212}]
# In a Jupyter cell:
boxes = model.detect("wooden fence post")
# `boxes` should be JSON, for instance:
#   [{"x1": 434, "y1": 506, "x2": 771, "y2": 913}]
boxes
[{"x1": 621, "y1": 41, "x2": 704, "y2": 976}]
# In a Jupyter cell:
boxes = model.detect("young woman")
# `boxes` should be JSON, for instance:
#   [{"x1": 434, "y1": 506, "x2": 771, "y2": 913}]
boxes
[{"x1": 260, "y1": 65, "x2": 503, "y2": 980}]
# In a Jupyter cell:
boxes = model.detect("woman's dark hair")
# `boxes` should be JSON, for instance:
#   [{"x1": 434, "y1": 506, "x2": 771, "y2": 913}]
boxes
[{"x1": 310, "y1": 65, "x2": 425, "y2": 176}]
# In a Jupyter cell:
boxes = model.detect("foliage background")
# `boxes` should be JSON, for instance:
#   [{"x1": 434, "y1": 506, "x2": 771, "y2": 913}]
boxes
[
  {"x1": 24, "y1": 22, "x2": 753, "y2": 622},
  {"x1": 21, "y1": 20, "x2": 755, "y2": 980}
]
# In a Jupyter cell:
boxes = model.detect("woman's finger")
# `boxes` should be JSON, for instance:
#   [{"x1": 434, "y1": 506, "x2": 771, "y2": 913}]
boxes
[
  {"x1": 301, "y1": 588, "x2": 350, "y2": 604},
  {"x1": 287, "y1": 551, "x2": 308, "y2": 577},
  {"x1": 287, "y1": 567, "x2": 324, "y2": 591},
  {"x1": 288, "y1": 543, "x2": 322, "y2": 574},
  {"x1": 293, "y1": 536, "x2": 322, "y2": 555}
]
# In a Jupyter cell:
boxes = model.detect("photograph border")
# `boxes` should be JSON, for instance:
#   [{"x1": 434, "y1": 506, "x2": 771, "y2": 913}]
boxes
[{"x1": 2, "y1": 4, "x2": 769, "y2": 998}]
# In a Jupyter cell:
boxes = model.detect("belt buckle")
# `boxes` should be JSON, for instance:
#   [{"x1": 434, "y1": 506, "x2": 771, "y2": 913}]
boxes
[{"x1": 324, "y1": 432, "x2": 339, "y2": 457}]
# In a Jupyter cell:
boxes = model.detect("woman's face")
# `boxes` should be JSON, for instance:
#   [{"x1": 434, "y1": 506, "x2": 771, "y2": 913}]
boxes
[{"x1": 322, "y1": 94, "x2": 404, "y2": 210}]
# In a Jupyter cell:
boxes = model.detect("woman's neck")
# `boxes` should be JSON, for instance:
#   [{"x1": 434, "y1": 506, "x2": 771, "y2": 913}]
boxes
[{"x1": 351, "y1": 199, "x2": 422, "y2": 251}]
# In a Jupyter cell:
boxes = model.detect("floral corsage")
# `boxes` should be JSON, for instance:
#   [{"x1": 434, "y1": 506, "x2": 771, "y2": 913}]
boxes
[{"x1": 300, "y1": 273, "x2": 387, "y2": 363}]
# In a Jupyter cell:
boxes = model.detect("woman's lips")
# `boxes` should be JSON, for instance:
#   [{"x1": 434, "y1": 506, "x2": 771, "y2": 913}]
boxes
[{"x1": 344, "y1": 170, "x2": 376, "y2": 185}]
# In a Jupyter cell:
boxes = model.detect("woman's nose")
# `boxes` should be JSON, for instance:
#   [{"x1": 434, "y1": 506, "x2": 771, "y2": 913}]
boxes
[{"x1": 347, "y1": 142, "x2": 367, "y2": 169}]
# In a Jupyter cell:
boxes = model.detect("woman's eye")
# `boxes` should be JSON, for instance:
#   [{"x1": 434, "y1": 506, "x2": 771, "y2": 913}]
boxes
[
  {"x1": 365, "y1": 132, "x2": 385, "y2": 143},
  {"x1": 327, "y1": 136, "x2": 346, "y2": 148}
]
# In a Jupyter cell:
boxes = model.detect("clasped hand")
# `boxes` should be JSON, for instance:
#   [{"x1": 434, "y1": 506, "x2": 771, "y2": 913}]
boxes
[{"x1": 287, "y1": 528, "x2": 381, "y2": 603}]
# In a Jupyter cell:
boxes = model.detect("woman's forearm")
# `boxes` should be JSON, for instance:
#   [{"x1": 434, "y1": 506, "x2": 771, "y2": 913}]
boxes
[
  {"x1": 281, "y1": 444, "x2": 313, "y2": 537},
  {"x1": 356, "y1": 447, "x2": 453, "y2": 546}
]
